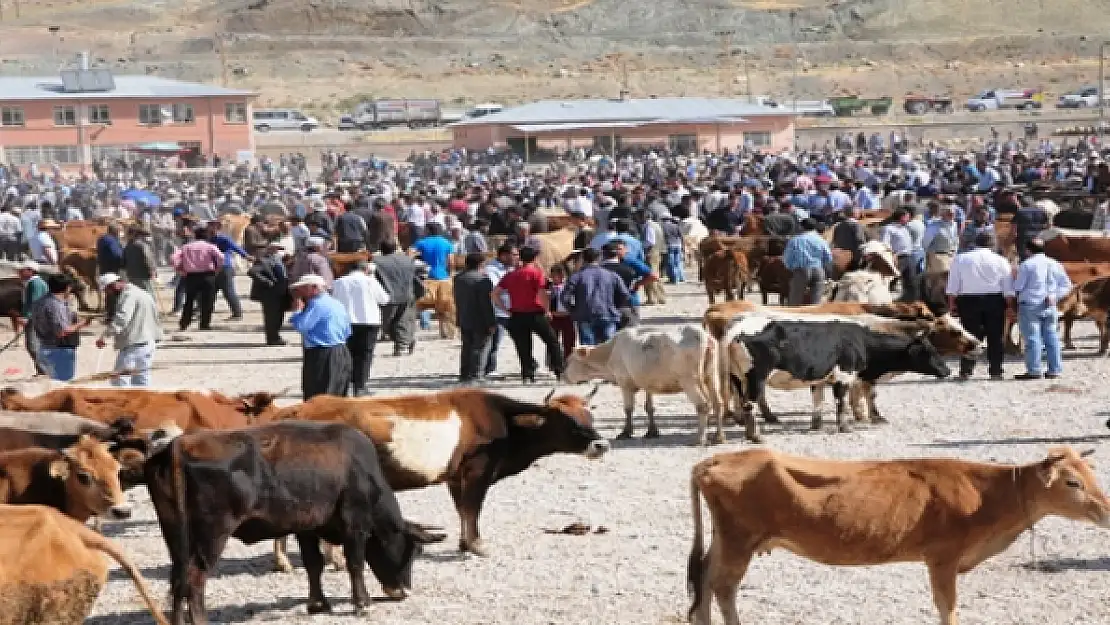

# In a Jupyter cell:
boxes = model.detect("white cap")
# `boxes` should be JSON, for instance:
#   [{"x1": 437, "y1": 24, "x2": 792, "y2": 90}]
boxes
[
  {"x1": 16, "y1": 260, "x2": 40, "y2": 272},
  {"x1": 290, "y1": 273, "x2": 326, "y2": 289},
  {"x1": 97, "y1": 273, "x2": 122, "y2": 290}
]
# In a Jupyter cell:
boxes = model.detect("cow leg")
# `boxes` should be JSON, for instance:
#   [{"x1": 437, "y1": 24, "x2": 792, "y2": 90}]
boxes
[
  {"x1": 732, "y1": 374, "x2": 763, "y2": 443},
  {"x1": 707, "y1": 537, "x2": 751, "y2": 625},
  {"x1": 848, "y1": 383, "x2": 868, "y2": 422},
  {"x1": 832, "y1": 381, "x2": 852, "y2": 433},
  {"x1": 926, "y1": 562, "x2": 960, "y2": 625},
  {"x1": 1061, "y1": 313, "x2": 1077, "y2": 350},
  {"x1": 297, "y1": 533, "x2": 332, "y2": 614},
  {"x1": 617, "y1": 387, "x2": 636, "y2": 439},
  {"x1": 756, "y1": 392, "x2": 779, "y2": 424},
  {"x1": 683, "y1": 380, "x2": 717, "y2": 446},
  {"x1": 325, "y1": 541, "x2": 347, "y2": 571},
  {"x1": 643, "y1": 392, "x2": 660, "y2": 438},
  {"x1": 341, "y1": 536, "x2": 371, "y2": 613},
  {"x1": 866, "y1": 385, "x2": 887, "y2": 424},
  {"x1": 448, "y1": 464, "x2": 495, "y2": 556},
  {"x1": 1096, "y1": 313, "x2": 1109, "y2": 355},
  {"x1": 273, "y1": 537, "x2": 294, "y2": 573},
  {"x1": 809, "y1": 385, "x2": 825, "y2": 430}
]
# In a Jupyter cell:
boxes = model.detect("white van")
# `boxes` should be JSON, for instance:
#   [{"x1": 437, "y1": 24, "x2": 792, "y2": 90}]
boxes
[{"x1": 252, "y1": 109, "x2": 319, "y2": 132}]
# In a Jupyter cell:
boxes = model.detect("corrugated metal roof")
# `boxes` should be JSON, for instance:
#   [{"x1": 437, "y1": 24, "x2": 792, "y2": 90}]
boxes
[
  {"x1": 0, "y1": 75, "x2": 256, "y2": 101},
  {"x1": 452, "y1": 97, "x2": 790, "y2": 127},
  {"x1": 511, "y1": 121, "x2": 648, "y2": 132}
]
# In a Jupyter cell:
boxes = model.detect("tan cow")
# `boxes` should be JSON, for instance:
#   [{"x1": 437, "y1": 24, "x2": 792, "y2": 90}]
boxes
[
  {"x1": 0, "y1": 435, "x2": 130, "y2": 522},
  {"x1": 534, "y1": 227, "x2": 579, "y2": 272},
  {"x1": 702, "y1": 249, "x2": 750, "y2": 304},
  {"x1": 54, "y1": 221, "x2": 107, "y2": 252},
  {"x1": 415, "y1": 278, "x2": 457, "y2": 339},
  {"x1": 687, "y1": 446, "x2": 1110, "y2": 625},
  {"x1": 0, "y1": 504, "x2": 170, "y2": 625},
  {"x1": 1061, "y1": 275, "x2": 1109, "y2": 354},
  {"x1": 702, "y1": 300, "x2": 935, "y2": 342},
  {"x1": 1042, "y1": 227, "x2": 1110, "y2": 262}
]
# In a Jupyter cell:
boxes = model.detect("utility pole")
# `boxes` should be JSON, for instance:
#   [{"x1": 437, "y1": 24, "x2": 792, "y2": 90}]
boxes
[
  {"x1": 789, "y1": 10, "x2": 798, "y2": 116},
  {"x1": 1101, "y1": 41, "x2": 1108, "y2": 141},
  {"x1": 716, "y1": 30, "x2": 734, "y2": 98},
  {"x1": 216, "y1": 18, "x2": 229, "y2": 86},
  {"x1": 740, "y1": 47, "x2": 754, "y2": 103}
]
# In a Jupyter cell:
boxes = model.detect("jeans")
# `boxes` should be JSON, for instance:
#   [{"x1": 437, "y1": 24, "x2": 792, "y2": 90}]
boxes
[
  {"x1": 460, "y1": 329, "x2": 491, "y2": 381},
  {"x1": 215, "y1": 266, "x2": 243, "y2": 317},
  {"x1": 666, "y1": 246, "x2": 685, "y2": 283},
  {"x1": 111, "y1": 342, "x2": 155, "y2": 387},
  {"x1": 577, "y1": 318, "x2": 619, "y2": 346},
  {"x1": 40, "y1": 346, "x2": 77, "y2": 381},
  {"x1": 1018, "y1": 304, "x2": 1063, "y2": 375},
  {"x1": 419, "y1": 309, "x2": 433, "y2": 330}
]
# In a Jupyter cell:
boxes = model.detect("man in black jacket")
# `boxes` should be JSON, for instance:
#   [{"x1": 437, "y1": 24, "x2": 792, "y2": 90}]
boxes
[
  {"x1": 247, "y1": 242, "x2": 290, "y2": 346},
  {"x1": 453, "y1": 253, "x2": 496, "y2": 383},
  {"x1": 372, "y1": 239, "x2": 418, "y2": 356},
  {"x1": 334, "y1": 206, "x2": 368, "y2": 253}
]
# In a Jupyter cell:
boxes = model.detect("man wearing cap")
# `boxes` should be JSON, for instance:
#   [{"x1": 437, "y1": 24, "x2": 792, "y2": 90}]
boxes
[
  {"x1": 15, "y1": 261, "x2": 48, "y2": 376},
  {"x1": 289, "y1": 236, "x2": 334, "y2": 290},
  {"x1": 172, "y1": 226, "x2": 224, "y2": 331},
  {"x1": 289, "y1": 273, "x2": 352, "y2": 399},
  {"x1": 123, "y1": 225, "x2": 158, "y2": 298},
  {"x1": 30, "y1": 219, "x2": 59, "y2": 265},
  {"x1": 248, "y1": 242, "x2": 292, "y2": 346},
  {"x1": 783, "y1": 218, "x2": 833, "y2": 306},
  {"x1": 96, "y1": 274, "x2": 162, "y2": 387}
]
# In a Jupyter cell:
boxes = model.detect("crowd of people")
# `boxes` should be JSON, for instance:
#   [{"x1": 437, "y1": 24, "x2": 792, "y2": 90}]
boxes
[{"x1": 2, "y1": 133, "x2": 1106, "y2": 393}]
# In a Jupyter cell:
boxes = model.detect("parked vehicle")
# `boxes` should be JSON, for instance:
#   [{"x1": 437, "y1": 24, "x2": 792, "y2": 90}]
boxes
[
  {"x1": 252, "y1": 109, "x2": 319, "y2": 132},
  {"x1": 903, "y1": 94, "x2": 953, "y2": 114},
  {"x1": 1056, "y1": 86, "x2": 1110, "y2": 108},
  {"x1": 965, "y1": 89, "x2": 1044, "y2": 112},
  {"x1": 337, "y1": 115, "x2": 357, "y2": 131},
  {"x1": 828, "y1": 95, "x2": 893, "y2": 116},
  {"x1": 466, "y1": 103, "x2": 504, "y2": 118},
  {"x1": 349, "y1": 99, "x2": 442, "y2": 130},
  {"x1": 756, "y1": 97, "x2": 835, "y2": 117}
]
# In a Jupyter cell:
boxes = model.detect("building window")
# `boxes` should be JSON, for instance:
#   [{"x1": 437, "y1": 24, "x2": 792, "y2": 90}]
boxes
[
  {"x1": 225, "y1": 102, "x2": 247, "y2": 124},
  {"x1": 42, "y1": 145, "x2": 81, "y2": 164},
  {"x1": 53, "y1": 106, "x2": 77, "y2": 126},
  {"x1": 5, "y1": 146, "x2": 41, "y2": 166},
  {"x1": 138, "y1": 104, "x2": 163, "y2": 126},
  {"x1": 89, "y1": 105, "x2": 111, "y2": 125},
  {"x1": 744, "y1": 131, "x2": 772, "y2": 148},
  {"x1": 668, "y1": 134, "x2": 698, "y2": 153},
  {"x1": 1, "y1": 107, "x2": 25, "y2": 127},
  {"x1": 173, "y1": 103, "x2": 195, "y2": 124}
]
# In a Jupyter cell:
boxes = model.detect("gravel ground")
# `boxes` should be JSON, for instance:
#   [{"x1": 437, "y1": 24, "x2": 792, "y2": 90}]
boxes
[{"x1": 4, "y1": 274, "x2": 1110, "y2": 625}]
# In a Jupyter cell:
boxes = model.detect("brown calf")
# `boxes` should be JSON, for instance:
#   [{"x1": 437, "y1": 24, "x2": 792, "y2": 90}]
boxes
[
  {"x1": 702, "y1": 249, "x2": 750, "y2": 304},
  {"x1": 0, "y1": 435, "x2": 130, "y2": 522}
]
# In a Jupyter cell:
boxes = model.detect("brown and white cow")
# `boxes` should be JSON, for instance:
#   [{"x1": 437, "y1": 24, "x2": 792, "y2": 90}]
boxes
[
  {"x1": 0, "y1": 504, "x2": 170, "y2": 625},
  {"x1": 1061, "y1": 275, "x2": 1110, "y2": 354},
  {"x1": 0, "y1": 386, "x2": 279, "y2": 432},
  {"x1": 0, "y1": 435, "x2": 131, "y2": 523},
  {"x1": 687, "y1": 446, "x2": 1110, "y2": 625},
  {"x1": 271, "y1": 388, "x2": 609, "y2": 564}
]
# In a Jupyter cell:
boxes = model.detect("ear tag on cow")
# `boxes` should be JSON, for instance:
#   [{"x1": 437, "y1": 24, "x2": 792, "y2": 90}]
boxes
[{"x1": 49, "y1": 459, "x2": 71, "y2": 480}]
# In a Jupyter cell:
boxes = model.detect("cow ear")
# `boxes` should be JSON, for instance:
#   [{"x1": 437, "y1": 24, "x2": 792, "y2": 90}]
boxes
[
  {"x1": 1038, "y1": 454, "x2": 1066, "y2": 487},
  {"x1": 49, "y1": 459, "x2": 70, "y2": 480},
  {"x1": 512, "y1": 414, "x2": 547, "y2": 428}
]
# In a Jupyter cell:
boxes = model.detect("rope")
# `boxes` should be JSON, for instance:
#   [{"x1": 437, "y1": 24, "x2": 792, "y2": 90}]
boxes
[{"x1": 0, "y1": 329, "x2": 24, "y2": 355}]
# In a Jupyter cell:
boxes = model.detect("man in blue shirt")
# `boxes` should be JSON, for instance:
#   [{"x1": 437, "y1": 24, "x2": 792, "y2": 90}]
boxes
[
  {"x1": 783, "y1": 218, "x2": 833, "y2": 306},
  {"x1": 1010, "y1": 239, "x2": 1072, "y2": 380},
  {"x1": 413, "y1": 222, "x2": 454, "y2": 280},
  {"x1": 561, "y1": 247, "x2": 631, "y2": 345},
  {"x1": 96, "y1": 224, "x2": 125, "y2": 276},
  {"x1": 601, "y1": 240, "x2": 653, "y2": 328},
  {"x1": 289, "y1": 273, "x2": 352, "y2": 399},
  {"x1": 208, "y1": 221, "x2": 251, "y2": 320}
]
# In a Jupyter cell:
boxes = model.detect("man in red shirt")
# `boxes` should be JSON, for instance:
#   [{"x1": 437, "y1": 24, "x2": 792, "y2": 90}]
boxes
[{"x1": 492, "y1": 246, "x2": 563, "y2": 383}]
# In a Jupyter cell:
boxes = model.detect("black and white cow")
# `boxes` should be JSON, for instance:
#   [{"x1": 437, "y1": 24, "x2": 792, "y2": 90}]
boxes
[{"x1": 725, "y1": 316, "x2": 952, "y2": 442}]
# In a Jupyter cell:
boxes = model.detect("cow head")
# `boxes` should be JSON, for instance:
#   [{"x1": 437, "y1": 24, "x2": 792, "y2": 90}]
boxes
[
  {"x1": 364, "y1": 519, "x2": 445, "y2": 601},
  {"x1": 237, "y1": 391, "x2": 281, "y2": 422},
  {"x1": 903, "y1": 333, "x2": 952, "y2": 379},
  {"x1": 561, "y1": 348, "x2": 608, "y2": 385},
  {"x1": 924, "y1": 314, "x2": 983, "y2": 357},
  {"x1": 516, "y1": 389, "x2": 609, "y2": 460},
  {"x1": 1032, "y1": 447, "x2": 1110, "y2": 528},
  {"x1": 52, "y1": 434, "x2": 131, "y2": 522}
]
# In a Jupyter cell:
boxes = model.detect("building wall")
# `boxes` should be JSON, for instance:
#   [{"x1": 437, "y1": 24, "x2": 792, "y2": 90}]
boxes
[
  {"x1": 451, "y1": 117, "x2": 795, "y2": 154},
  {"x1": 0, "y1": 96, "x2": 255, "y2": 167}
]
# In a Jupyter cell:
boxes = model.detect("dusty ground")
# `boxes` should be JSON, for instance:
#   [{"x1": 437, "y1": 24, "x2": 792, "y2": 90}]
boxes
[
  {"x1": 2, "y1": 272, "x2": 1110, "y2": 624},
  {"x1": 1, "y1": 0, "x2": 1110, "y2": 116}
]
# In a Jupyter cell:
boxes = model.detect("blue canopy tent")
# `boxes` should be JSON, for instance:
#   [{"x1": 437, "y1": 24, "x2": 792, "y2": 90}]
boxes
[{"x1": 120, "y1": 188, "x2": 161, "y2": 207}]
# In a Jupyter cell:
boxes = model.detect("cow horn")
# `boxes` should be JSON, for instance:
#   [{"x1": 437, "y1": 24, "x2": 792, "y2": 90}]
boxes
[
  {"x1": 1081, "y1": 449, "x2": 1096, "y2": 458},
  {"x1": 543, "y1": 388, "x2": 557, "y2": 403},
  {"x1": 586, "y1": 382, "x2": 601, "y2": 400}
]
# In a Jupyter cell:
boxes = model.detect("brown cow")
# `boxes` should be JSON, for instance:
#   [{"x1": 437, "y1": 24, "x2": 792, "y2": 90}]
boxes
[
  {"x1": 0, "y1": 504, "x2": 170, "y2": 625},
  {"x1": 755, "y1": 257, "x2": 790, "y2": 305},
  {"x1": 0, "y1": 435, "x2": 130, "y2": 522},
  {"x1": 415, "y1": 278, "x2": 457, "y2": 339},
  {"x1": 1062, "y1": 275, "x2": 1110, "y2": 353},
  {"x1": 328, "y1": 251, "x2": 371, "y2": 277},
  {"x1": 1043, "y1": 228, "x2": 1110, "y2": 262},
  {"x1": 53, "y1": 221, "x2": 107, "y2": 252},
  {"x1": 270, "y1": 388, "x2": 610, "y2": 565},
  {"x1": 687, "y1": 447, "x2": 1110, "y2": 625},
  {"x1": 702, "y1": 300, "x2": 935, "y2": 341},
  {"x1": 58, "y1": 248, "x2": 101, "y2": 310},
  {"x1": 0, "y1": 386, "x2": 279, "y2": 432},
  {"x1": 1058, "y1": 261, "x2": 1110, "y2": 286},
  {"x1": 702, "y1": 249, "x2": 750, "y2": 304},
  {"x1": 534, "y1": 227, "x2": 579, "y2": 271}
]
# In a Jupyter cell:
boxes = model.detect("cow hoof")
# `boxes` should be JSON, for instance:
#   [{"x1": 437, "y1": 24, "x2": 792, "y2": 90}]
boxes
[
  {"x1": 643, "y1": 428, "x2": 661, "y2": 439},
  {"x1": 460, "y1": 540, "x2": 489, "y2": 557},
  {"x1": 745, "y1": 433, "x2": 764, "y2": 444},
  {"x1": 809, "y1": 422, "x2": 823, "y2": 432},
  {"x1": 615, "y1": 430, "x2": 633, "y2": 440},
  {"x1": 837, "y1": 424, "x2": 853, "y2": 434},
  {"x1": 713, "y1": 433, "x2": 727, "y2": 445},
  {"x1": 1064, "y1": 344, "x2": 1077, "y2": 351},
  {"x1": 762, "y1": 414, "x2": 781, "y2": 425},
  {"x1": 306, "y1": 600, "x2": 332, "y2": 614},
  {"x1": 871, "y1": 416, "x2": 889, "y2": 425},
  {"x1": 274, "y1": 559, "x2": 294, "y2": 574}
]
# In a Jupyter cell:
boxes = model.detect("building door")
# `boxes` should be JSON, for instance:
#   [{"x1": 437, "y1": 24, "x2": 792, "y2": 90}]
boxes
[{"x1": 506, "y1": 136, "x2": 538, "y2": 159}]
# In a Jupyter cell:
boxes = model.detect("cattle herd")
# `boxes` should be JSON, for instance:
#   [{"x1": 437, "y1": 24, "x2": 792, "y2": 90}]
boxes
[{"x1": 3, "y1": 203, "x2": 1110, "y2": 624}]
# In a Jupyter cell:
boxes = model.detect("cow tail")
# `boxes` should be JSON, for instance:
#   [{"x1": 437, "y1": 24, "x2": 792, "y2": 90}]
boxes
[
  {"x1": 701, "y1": 334, "x2": 723, "y2": 422},
  {"x1": 170, "y1": 438, "x2": 190, "y2": 610},
  {"x1": 687, "y1": 466, "x2": 708, "y2": 621},
  {"x1": 79, "y1": 525, "x2": 172, "y2": 625}
]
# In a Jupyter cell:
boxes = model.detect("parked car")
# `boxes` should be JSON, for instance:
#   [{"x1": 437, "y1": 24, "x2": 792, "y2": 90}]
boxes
[
  {"x1": 466, "y1": 103, "x2": 504, "y2": 118},
  {"x1": 253, "y1": 109, "x2": 319, "y2": 132},
  {"x1": 1056, "y1": 86, "x2": 1110, "y2": 108},
  {"x1": 337, "y1": 115, "x2": 357, "y2": 131},
  {"x1": 966, "y1": 89, "x2": 1043, "y2": 112}
]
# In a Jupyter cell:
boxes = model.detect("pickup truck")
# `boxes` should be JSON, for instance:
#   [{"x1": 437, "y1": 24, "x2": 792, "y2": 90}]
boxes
[
  {"x1": 1056, "y1": 86, "x2": 1110, "y2": 108},
  {"x1": 966, "y1": 89, "x2": 1044, "y2": 112}
]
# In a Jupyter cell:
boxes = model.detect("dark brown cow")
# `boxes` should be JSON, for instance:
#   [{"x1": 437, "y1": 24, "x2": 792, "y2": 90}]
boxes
[
  {"x1": 755, "y1": 257, "x2": 791, "y2": 305},
  {"x1": 58, "y1": 248, "x2": 101, "y2": 310},
  {"x1": 1062, "y1": 276, "x2": 1110, "y2": 354},
  {"x1": 270, "y1": 388, "x2": 610, "y2": 564},
  {"x1": 328, "y1": 250, "x2": 371, "y2": 277},
  {"x1": 0, "y1": 435, "x2": 130, "y2": 522},
  {"x1": 1043, "y1": 230, "x2": 1110, "y2": 262},
  {"x1": 702, "y1": 249, "x2": 750, "y2": 304},
  {"x1": 0, "y1": 387, "x2": 279, "y2": 432}
]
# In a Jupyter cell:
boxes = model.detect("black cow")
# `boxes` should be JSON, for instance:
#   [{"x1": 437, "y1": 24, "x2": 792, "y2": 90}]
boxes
[
  {"x1": 726, "y1": 319, "x2": 951, "y2": 440},
  {"x1": 143, "y1": 421, "x2": 445, "y2": 625}
]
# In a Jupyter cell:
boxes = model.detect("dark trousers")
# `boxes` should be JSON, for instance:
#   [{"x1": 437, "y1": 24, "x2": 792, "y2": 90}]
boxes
[
  {"x1": 459, "y1": 328, "x2": 491, "y2": 381},
  {"x1": 897, "y1": 255, "x2": 920, "y2": 302},
  {"x1": 261, "y1": 298, "x2": 285, "y2": 343},
  {"x1": 956, "y1": 293, "x2": 1006, "y2": 377},
  {"x1": 346, "y1": 324, "x2": 379, "y2": 395},
  {"x1": 0, "y1": 238, "x2": 19, "y2": 261},
  {"x1": 483, "y1": 317, "x2": 509, "y2": 375},
  {"x1": 381, "y1": 301, "x2": 415, "y2": 352},
  {"x1": 337, "y1": 239, "x2": 364, "y2": 253},
  {"x1": 179, "y1": 271, "x2": 217, "y2": 330},
  {"x1": 550, "y1": 314, "x2": 576, "y2": 360},
  {"x1": 303, "y1": 344, "x2": 352, "y2": 400},
  {"x1": 215, "y1": 266, "x2": 243, "y2": 317},
  {"x1": 506, "y1": 311, "x2": 563, "y2": 380}
]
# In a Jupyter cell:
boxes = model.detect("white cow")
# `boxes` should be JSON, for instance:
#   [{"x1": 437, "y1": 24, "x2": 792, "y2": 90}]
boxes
[
  {"x1": 829, "y1": 270, "x2": 896, "y2": 304},
  {"x1": 562, "y1": 325, "x2": 724, "y2": 445},
  {"x1": 681, "y1": 216, "x2": 709, "y2": 270}
]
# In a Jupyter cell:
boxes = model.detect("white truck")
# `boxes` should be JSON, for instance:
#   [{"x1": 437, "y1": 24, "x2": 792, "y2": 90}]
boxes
[
  {"x1": 1056, "y1": 86, "x2": 1110, "y2": 109},
  {"x1": 965, "y1": 89, "x2": 1044, "y2": 112}
]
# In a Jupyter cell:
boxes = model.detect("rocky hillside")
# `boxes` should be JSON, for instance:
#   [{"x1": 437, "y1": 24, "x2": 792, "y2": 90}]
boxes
[{"x1": 0, "y1": 0, "x2": 1107, "y2": 112}]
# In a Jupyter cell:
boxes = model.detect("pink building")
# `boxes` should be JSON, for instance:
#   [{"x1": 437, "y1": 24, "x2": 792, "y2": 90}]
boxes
[
  {"x1": 0, "y1": 65, "x2": 257, "y2": 170},
  {"x1": 450, "y1": 97, "x2": 797, "y2": 157}
]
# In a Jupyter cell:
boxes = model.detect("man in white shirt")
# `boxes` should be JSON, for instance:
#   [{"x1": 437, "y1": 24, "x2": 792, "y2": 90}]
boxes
[
  {"x1": 96, "y1": 273, "x2": 163, "y2": 387},
  {"x1": 0, "y1": 206, "x2": 21, "y2": 260},
  {"x1": 481, "y1": 243, "x2": 518, "y2": 379},
  {"x1": 19, "y1": 204, "x2": 40, "y2": 247},
  {"x1": 881, "y1": 209, "x2": 918, "y2": 301},
  {"x1": 332, "y1": 260, "x2": 390, "y2": 396},
  {"x1": 945, "y1": 231, "x2": 1013, "y2": 380},
  {"x1": 30, "y1": 219, "x2": 59, "y2": 265}
]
